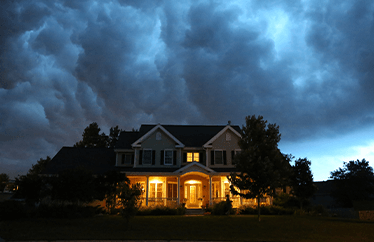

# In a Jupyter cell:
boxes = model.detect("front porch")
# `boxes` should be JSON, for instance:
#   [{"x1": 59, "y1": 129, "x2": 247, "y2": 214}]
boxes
[{"x1": 128, "y1": 172, "x2": 270, "y2": 208}]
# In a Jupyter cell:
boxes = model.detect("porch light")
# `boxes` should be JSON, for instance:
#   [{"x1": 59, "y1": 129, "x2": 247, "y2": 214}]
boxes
[{"x1": 185, "y1": 180, "x2": 201, "y2": 184}]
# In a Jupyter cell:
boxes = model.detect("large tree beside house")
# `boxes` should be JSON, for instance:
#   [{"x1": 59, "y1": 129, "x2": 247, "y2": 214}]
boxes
[
  {"x1": 74, "y1": 122, "x2": 122, "y2": 148},
  {"x1": 228, "y1": 115, "x2": 291, "y2": 221}
]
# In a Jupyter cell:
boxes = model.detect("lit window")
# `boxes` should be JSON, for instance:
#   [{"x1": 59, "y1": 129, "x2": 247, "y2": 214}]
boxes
[
  {"x1": 150, "y1": 183, "x2": 163, "y2": 198},
  {"x1": 164, "y1": 150, "x2": 173, "y2": 165},
  {"x1": 168, "y1": 183, "x2": 177, "y2": 198},
  {"x1": 143, "y1": 149, "x2": 152, "y2": 164},
  {"x1": 187, "y1": 152, "x2": 199, "y2": 162}
]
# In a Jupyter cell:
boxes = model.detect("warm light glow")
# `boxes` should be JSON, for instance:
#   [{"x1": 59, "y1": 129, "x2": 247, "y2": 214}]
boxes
[
  {"x1": 187, "y1": 152, "x2": 199, "y2": 162},
  {"x1": 150, "y1": 177, "x2": 164, "y2": 184},
  {"x1": 187, "y1": 153, "x2": 193, "y2": 162},
  {"x1": 185, "y1": 180, "x2": 201, "y2": 184}
]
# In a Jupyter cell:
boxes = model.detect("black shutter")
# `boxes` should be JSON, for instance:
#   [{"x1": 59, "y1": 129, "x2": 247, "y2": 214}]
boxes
[
  {"x1": 211, "y1": 150, "x2": 214, "y2": 165},
  {"x1": 199, "y1": 152, "x2": 202, "y2": 164},
  {"x1": 173, "y1": 151, "x2": 177, "y2": 165},
  {"x1": 161, "y1": 150, "x2": 164, "y2": 165},
  {"x1": 131, "y1": 154, "x2": 134, "y2": 165},
  {"x1": 139, "y1": 150, "x2": 143, "y2": 165},
  {"x1": 223, "y1": 150, "x2": 227, "y2": 165},
  {"x1": 183, "y1": 152, "x2": 187, "y2": 163},
  {"x1": 152, "y1": 150, "x2": 156, "y2": 165},
  {"x1": 231, "y1": 150, "x2": 235, "y2": 165}
]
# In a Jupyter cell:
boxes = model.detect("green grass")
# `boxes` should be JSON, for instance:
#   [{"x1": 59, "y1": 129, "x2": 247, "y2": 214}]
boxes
[{"x1": 1, "y1": 215, "x2": 373, "y2": 241}]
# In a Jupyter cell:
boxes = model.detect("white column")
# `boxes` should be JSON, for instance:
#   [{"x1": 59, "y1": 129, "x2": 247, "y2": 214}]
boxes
[
  {"x1": 146, "y1": 176, "x2": 149, "y2": 206},
  {"x1": 177, "y1": 176, "x2": 180, "y2": 205},
  {"x1": 209, "y1": 176, "x2": 212, "y2": 205}
]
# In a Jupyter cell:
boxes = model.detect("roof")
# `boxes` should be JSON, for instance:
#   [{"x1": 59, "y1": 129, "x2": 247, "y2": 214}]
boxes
[
  {"x1": 42, "y1": 147, "x2": 116, "y2": 175},
  {"x1": 116, "y1": 124, "x2": 241, "y2": 149}
]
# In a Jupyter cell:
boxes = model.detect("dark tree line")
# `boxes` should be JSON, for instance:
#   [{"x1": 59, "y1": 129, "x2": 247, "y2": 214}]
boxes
[{"x1": 74, "y1": 122, "x2": 122, "y2": 148}]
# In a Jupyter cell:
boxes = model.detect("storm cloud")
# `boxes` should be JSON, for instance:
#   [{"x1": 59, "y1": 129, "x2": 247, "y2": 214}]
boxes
[{"x1": 1, "y1": 0, "x2": 374, "y2": 179}]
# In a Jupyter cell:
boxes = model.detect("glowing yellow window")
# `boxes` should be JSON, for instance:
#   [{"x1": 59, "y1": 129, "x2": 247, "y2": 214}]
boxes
[{"x1": 187, "y1": 152, "x2": 199, "y2": 162}]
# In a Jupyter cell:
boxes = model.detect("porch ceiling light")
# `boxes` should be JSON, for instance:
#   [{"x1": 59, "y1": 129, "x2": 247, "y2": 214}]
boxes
[{"x1": 185, "y1": 180, "x2": 201, "y2": 184}]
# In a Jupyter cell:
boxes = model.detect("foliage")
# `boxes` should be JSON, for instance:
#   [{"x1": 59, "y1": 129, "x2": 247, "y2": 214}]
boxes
[
  {"x1": 95, "y1": 170, "x2": 129, "y2": 214},
  {"x1": 330, "y1": 159, "x2": 374, "y2": 207},
  {"x1": 118, "y1": 182, "x2": 142, "y2": 221},
  {"x1": 48, "y1": 168, "x2": 97, "y2": 204},
  {"x1": 211, "y1": 201, "x2": 235, "y2": 215},
  {"x1": 74, "y1": 122, "x2": 122, "y2": 148},
  {"x1": 290, "y1": 158, "x2": 317, "y2": 209},
  {"x1": 136, "y1": 205, "x2": 186, "y2": 216},
  {"x1": 0, "y1": 173, "x2": 9, "y2": 192},
  {"x1": 15, "y1": 174, "x2": 45, "y2": 205},
  {"x1": 237, "y1": 205, "x2": 294, "y2": 215},
  {"x1": 29, "y1": 156, "x2": 51, "y2": 176},
  {"x1": 228, "y1": 115, "x2": 291, "y2": 221},
  {"x1": 273, "y1": 193, "x2": 301, "y2": 209},
  {"x1": 0, "y1": 200, "x2": 26, "y2": 220},
  {"x1": 37, "y1": 204, "x2": 103, "y2": 218}
]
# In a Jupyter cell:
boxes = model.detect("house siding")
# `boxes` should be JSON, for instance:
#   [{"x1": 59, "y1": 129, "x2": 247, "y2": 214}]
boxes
[
  {"x1": 210, "y1": 129, "x2": 240, "y2": 167},
  {"x1": 138, "y1": 128, "x2": 180, "y2": 167}
]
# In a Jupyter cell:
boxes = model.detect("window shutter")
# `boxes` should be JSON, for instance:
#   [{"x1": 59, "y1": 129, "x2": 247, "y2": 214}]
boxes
[
  {"x1": 231, "y1": 150, "x2": 235, "y2": 165},
  {"x1": 161, "y1": 150, "x2": 164, "y2": 164},
  {"x1": 183, "y1": 152, "x2": 187, "y2": 163},
  {"x1": 139, "y1": 150, "x2": 143, "y2": 165},
  {"x1": 131, "y1": 154, "x2": 134, "y2": 165},
  {"x1": 223, "y1": 150, "x2": 227, "y2": 165},
  {"x1": 152, "y1": 150, "x2": 156, "y2": 165},
  {"x1": 211, "y1": 150, "x2": 214, "y2": 165},
  {"x1": 173, "y1": 151, "x2": 177, "y2": 165},
  {"x1": 199, "y1": 152, "x2": 204, "y2": 165}
]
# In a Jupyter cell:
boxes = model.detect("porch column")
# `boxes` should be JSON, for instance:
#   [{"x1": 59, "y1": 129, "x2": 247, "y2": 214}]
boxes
[
  {"x1": 177, "y1": 176, "x2": 180, "y2": 205},
  {"x1": 146, "y1": 176, "x2": 149, "y2": 206},
  {"x1": 209, "y1": 175, "x2": 212, "y2": 205}
]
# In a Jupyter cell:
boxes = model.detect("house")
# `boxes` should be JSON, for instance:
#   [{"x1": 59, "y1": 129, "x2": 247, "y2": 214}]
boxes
[{"x1": 44, "y1": 124, "x2": 273, "y2": 209}]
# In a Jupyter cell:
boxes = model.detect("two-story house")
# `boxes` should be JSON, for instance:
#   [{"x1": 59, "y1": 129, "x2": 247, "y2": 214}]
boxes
[
  {"x1": 44, "y1": 123, "x2": 272, "y2": 209},
  {"x1": 114, "y1": 124, "x2": 269, "y2": 208}
]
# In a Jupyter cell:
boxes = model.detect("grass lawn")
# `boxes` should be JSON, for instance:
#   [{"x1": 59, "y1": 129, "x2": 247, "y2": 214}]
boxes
[{"x1": 1, "y1": 215, "x2": 373, "y2": 241}]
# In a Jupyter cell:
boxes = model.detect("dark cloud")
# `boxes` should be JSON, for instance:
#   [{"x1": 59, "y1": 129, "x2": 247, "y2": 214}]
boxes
[{"x1": 1, "y1": 0, "x2": 374, "y2": 178}]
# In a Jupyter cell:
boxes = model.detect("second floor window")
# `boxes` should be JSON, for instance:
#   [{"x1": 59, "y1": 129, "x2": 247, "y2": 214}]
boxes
[
  {"x1": 164, "y1": 150, "x2": 173, "y2": 165},
  {"x1": 211, "y1": 150, "x2": 227, "y2": 165},
  {"x1": 187, "y1": 152, "x2": 199, "y2": 162},
  {"x1": 143, "y1": 149, "x2": 152, "y2": 165},
  {"x1": 121, "y1": 153, "x2": 133, "y2": 165}
]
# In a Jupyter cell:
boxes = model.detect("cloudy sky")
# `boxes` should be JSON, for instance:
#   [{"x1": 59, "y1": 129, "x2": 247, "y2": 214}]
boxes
[{"x1": 1, "y1": 0, "x2": 374, "y2": 181}]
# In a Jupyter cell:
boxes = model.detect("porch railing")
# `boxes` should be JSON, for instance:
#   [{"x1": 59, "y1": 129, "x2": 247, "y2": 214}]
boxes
[{"x1": 145, "y1": 197, "x2": 178, "y2": 207}]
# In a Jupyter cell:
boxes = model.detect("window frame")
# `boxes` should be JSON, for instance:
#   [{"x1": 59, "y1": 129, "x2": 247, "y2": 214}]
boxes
[
  {"x1": 187, "y1": 152, "x2": 200, "y2": 162},
  {"x1": 164, "y1": 149, "x2": 174, "y2": 165},
  {"x1": 143, "y1": 149, "x2": 152, "y2": 165},
  {"x1": 214, "y1": 149, "x2": 223, "y2": 165},
  {"x1": 121, "y1": 153, "x2": 133, "y2": 165}
]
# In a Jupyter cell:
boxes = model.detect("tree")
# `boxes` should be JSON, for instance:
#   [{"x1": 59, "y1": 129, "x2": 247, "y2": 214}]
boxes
[
  {"x1": 0, "y1": 173, "x2": 9, "y2": 192},
  {"x1": 74, "y1": 122, "x2": 108, "y2": 148},
  {"x1": 95, "y1": 170, "x2": 129, "y2": 214},
  {"x1": 290, "y1": 158, "x2": 317, "y2": 209},
  {"x1": 28, "y1": 156, "x2": 51, "y2": 176},
  {"x1": 330, "y1": 159, "x2": 374, "y2": 207},
  {"x1": 108, "y1": 125, "x2": 122, "y2": 148},
  {"x1": 228, "y1": 115, "x2": 291, "y2": 221},
  {"x1": 118, "y1": 182, "x2": 142, "y2": 223},
  {"x1": 74, "y1": 122, "x2": 122, "y2": 148},
  {"x1": 49, "y1": 168, "x2": 97, "y2": 205}
]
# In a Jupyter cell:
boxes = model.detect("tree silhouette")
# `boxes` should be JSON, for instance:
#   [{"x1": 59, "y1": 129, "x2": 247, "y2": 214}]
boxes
[
  {"x1": 290, "y1": 158, "x2": 316, "y2": 209},
  {"x1": 330, "y1": 159, "x2": 374, "y2": 207},
  {"x1": 228, "y1": 115, "x2": 291, "y2": 221}
]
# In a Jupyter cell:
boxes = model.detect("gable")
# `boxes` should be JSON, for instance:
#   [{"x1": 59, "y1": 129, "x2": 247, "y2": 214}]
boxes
[
  {"x1": 211, "y1": 128, "x2": 241, "y2": 150},
  {"x1": 141, "y1": 128, "x2": 176, "y2": 149},
  {"x1": 132, "y1": 124, "x2": 184, "y2": 148},
  {"x1": 203, "y1": 125, "x2": 241, "y2": 148}
]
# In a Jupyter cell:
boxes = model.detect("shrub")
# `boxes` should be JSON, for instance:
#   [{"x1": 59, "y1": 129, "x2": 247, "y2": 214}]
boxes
[
  {"x1": 136, "y1": 205, "x2": 185, "y2": 216},
  {"x1": 37, "y1": 203, "x2": 101, "y2": 218},
  {"x1": 211, "y1": 201, "x2": 234, "y2": 215},
  {"x1": 273, "y1": 193, "x2": 300, "y2": 209},
  {"x1": 0, "y1": 200, "x2": 27, "y2": 220},
  {"x1": 237, "y1": 205, "x2": 294, "y2": 215}
]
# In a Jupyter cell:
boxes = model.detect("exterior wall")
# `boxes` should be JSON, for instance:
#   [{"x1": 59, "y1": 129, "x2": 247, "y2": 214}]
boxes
[
  {"x1": 208, "y1": 129, "x2": 241, "y2": 167},
  {"x1": 136, "y1": 128, "x2": 181, "y2": 167}
]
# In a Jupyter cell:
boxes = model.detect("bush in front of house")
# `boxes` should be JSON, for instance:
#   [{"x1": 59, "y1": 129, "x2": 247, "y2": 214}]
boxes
[
  {"x1": 136, "y1": 205, "x2": 186, "y2": 216},
  {"x1": 37, "y1": 203, "x2": 103, "y2": 218},
  {"x1": 237, "y1": 205, "x2": 294, "y2": 215},
  {"x1": 211, "y1": 201, "x2": 235, "y2": 215},
  {"x1": 0, "y1": 200, "x2": 27, "y2": 220}
]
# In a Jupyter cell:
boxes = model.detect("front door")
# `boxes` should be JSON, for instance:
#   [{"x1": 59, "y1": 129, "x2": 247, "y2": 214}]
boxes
[{"x1": 185, "y1": 183, "x2": 201, "y2": 208}]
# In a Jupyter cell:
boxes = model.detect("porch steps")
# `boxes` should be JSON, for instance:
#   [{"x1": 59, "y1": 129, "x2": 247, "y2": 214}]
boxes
[{"x1": 185, "y1": 209, "x2": 204, "y2": 215}]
